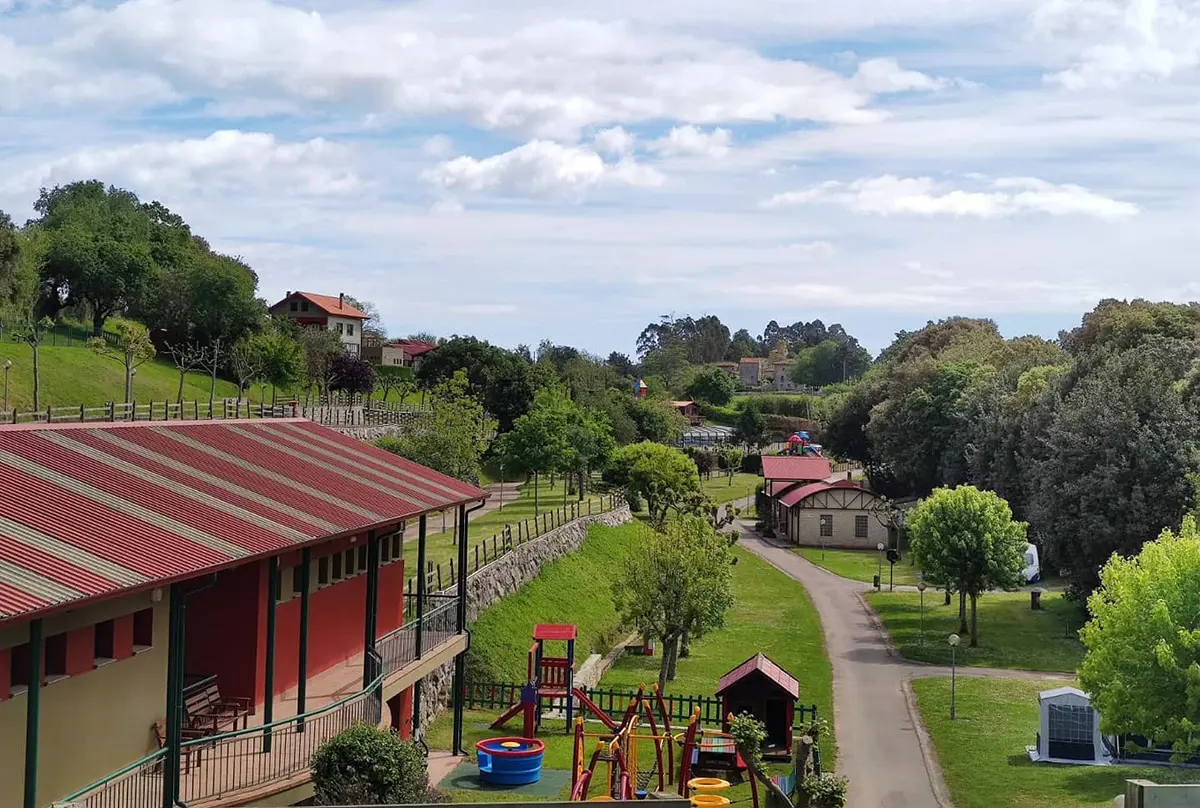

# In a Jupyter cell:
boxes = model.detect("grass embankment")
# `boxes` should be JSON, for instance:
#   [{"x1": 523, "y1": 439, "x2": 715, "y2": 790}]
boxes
[
  {"x1": 601, "y1": 546, "x2": 835, "y2": 767},
  {"x1": 866, "y1": 591, "x2": 1084, "y2": 672},
  {"x1": 913, "y1": 677, "x2": 1200, "y2": 808},
  {"x1": 416, "y1": 477, "x2": 614, "y2": 574},
  {"x1": 797, "y1": 547, "x2": 923, "y2": 587},
  {"x1": 0, "y1": 342, "x2": 246, "y2": 411},
  {"x1": 700, "y1": 472, "x2": 760, "y2": 507}
]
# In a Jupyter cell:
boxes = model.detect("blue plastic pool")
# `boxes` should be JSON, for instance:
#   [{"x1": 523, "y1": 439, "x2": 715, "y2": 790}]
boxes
[{"x1": 475, "y1": 737, "x2": 546, "y2": 786}]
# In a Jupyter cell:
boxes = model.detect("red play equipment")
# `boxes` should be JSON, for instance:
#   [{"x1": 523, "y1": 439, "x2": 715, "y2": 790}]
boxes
[{"x1": 492, "y1": 624, "x2": 620, "y2": 736}]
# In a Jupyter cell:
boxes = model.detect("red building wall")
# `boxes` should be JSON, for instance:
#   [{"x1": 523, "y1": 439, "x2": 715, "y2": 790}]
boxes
[{"x1": 185, "y1": 562, "x2": 261, "y2": 701}]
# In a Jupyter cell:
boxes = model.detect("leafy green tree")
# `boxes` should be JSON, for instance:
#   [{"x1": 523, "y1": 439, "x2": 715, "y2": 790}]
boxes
[
  {"x1": 497, "y1": 386, "x2": 575, "y2": 509},
  {"x1": 789, "y1": 339, "x2": 871, "y2": 387},
  {"x1": 310, "y1": 723, "x2": 432, "y2": 806},
  {"x1": 641, "y1": 344, "x2": 691, "y2": 391},
  {"x1": 579, "y1": 389, "x2": 639, "y2": 445},
  {"x1": 296, "y1": 327, "x2": 344, "y2": 398},
  {"x1": 686, "y1": 366, "x2": 736, "y2": 406},
  {"x1": 1062, "y1": 299, "x2": 1200, "y2": 358},
  {"x1": 606, "y1": 351, "x2": 636, "y2": 377},
  {"x1": 11, "y1": 316, "x2": 54, "y2": 410},
  {"x1": 1079, "y1": 516, "x2": 1200, "y2": 762},
  {"x1": 725, "y1": 328, "x2": 759, "y2": 362},
  {"x1": 1029, "y1": 343, "x2": 1200, "y2": 596},
  {"x1": 0, "y1": 211, "x2": 33, "y2": 326},
  {"x1": 607, "y1": 441, "x2": 701, "y2": 527},
  {"x1": 733, "y1": 401, "x2": 769, "y2": 449},
  {"x1": 907, "y1": 486, "x2": 1028, "y2": 647},
  {"x1": 376, "y1": 365, "x2": 416, "y2": 403},
  {"x1": 612, "y1": 515, "x2": 734, "y2": 688},
  {"x1": 256, "y1": 327, "x2": 305, "y2": 403},
  {"x1": 87, "y1": 318, "x2": 156, "y2": 403},
  {"x1": 416, "y1": 336, "x2": 537, "y2": 430},
  {"x1": 563, "y1": 401, "x2": 616, "y2": 500},
  {"x1": 377, "y1": 370, "x2": 495, "y2": 483},
  {"x1": 629, "y1": 397, "x2": 688, "y2": 444}
]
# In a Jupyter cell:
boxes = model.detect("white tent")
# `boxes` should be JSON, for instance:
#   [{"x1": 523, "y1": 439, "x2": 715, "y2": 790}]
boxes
[{"x1": 1028, "y1": 686, "x2": 1111, "y2": 765}]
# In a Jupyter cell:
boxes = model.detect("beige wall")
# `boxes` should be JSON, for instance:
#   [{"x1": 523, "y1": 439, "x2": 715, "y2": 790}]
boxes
[
  {"x1": 0, "y1": 590, "x2": 169, "y2": 807},
  {"x1": 327, "y1": 315, "x2": 363, "y2": 352},
  {"x1": 785, "y1": 507, "x2": 889, "y2": 550}
]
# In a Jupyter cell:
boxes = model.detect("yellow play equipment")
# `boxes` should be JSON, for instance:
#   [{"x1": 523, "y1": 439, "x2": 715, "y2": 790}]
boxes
[{"x1": 570, "y1": 683, "x2": 677, "y2": 801}]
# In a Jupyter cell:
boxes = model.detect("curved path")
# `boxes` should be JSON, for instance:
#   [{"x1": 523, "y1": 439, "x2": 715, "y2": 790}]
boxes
[{"x1": 738, "y1": 528, "x2": 1070, "y2": 808}]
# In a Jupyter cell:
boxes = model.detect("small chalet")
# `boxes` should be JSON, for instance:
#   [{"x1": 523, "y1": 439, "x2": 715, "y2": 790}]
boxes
[
  {"x1": 381, "y1": 340, "x2": 437, "y2": 370},
  {"x1": 671, "y1": 400, "x2": 704, "y2": 425},
  {"x1": 716, "y1": 653, "x2": 799, "y2": 757},
  {"x1": 773, "y1": 480, "x2": 888, "y2": 549},
  {"x1": 269, "y1": 291, "x2": 368, "y2": 356}
]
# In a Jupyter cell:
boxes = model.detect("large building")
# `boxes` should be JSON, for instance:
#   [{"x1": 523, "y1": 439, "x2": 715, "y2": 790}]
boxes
[
  {"x1": 269, "y1": 291, "x2": 368, "y2": 356},
  {"x1": 0, "y1": 418, "x2": 485, "y2": 808},
  {"x1": 772, "y1": 480, "x2": 889, "y2": 549}
]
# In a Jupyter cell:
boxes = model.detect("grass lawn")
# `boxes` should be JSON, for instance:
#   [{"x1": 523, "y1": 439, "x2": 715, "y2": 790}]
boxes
[
  {"x1": 0, "y1": 342, "x2": 247, "y2": 412},
  {"x1": 416, "y1": 477, "x2": 615, "y2": 575},
  {"x1": 701, "y1": 472, "x2": 760, "y2": 507},
  {"x1": 866, "y1": 591, "x2": 1085, "y2": 672},
  {"x1": 601, "y1": 545, "x2": 835, "y2": 767},
  {"x1": 796, "y1": 547, "x2": 922, "y2": 587},
  {"x1": 913, "y1": 677, "x2": 1200, "y2": 808}
]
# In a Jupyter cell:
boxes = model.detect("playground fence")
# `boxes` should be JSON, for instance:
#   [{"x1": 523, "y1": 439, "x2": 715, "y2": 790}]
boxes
[
  {"x1": 406, "y1": 493, "x2": 625, "y2": 597},
  {"x1": 462, "y1": 680, "x2": 818, "y2": 730}
]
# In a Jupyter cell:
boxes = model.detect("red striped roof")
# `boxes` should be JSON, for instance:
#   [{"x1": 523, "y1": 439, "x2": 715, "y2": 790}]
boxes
[
  {"x1": 760, "y1": 455, "x2": 832, "y2": 482},
  {"x1": 777, "y1": 479, "x2": 866, "y2": 508},
  {"x1": 716, "y1": 653, "x2": 799, "y2": 699},
  {"x1": 0, "y1": 419, "x2": 486, "y2": 623}
]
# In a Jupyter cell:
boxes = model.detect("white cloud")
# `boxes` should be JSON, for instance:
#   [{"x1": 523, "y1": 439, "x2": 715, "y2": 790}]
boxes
[
  {"x1": 650, "y1": 125, "x2": 733, "y2": 158},
  {"x1": 422, "y1": 135, "x2": 454, "y2": 157},
  {"x1": 422, "y1": 140, "x2": 665, "y2": 198},
  {"x1": 851, "y1": 58, "x2": 950, "y2": 93},
  {"x1": 782, "y1": 241, "x2": 838, "y2": 258},
  {"x1": 593, "y1": 126, "x2": 636, "y2": 157},
  {"x1": 4, "y1": 130, "x2": 359, "y2": 196},
  {"x1": 764, "y1": 174, "x2": 1140, "y2": 219}
]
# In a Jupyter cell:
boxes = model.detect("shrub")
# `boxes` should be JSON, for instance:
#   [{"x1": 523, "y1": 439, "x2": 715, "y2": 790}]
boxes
[
  {"x1": 741, "y1": 454, "x2": 762, "y2": 474},
  {"x1": 311, "y1": 724, "x2": 429, "y2": 806},
  {"x1": 802, "y1": 773, "x2": 848, "y2": 808}
]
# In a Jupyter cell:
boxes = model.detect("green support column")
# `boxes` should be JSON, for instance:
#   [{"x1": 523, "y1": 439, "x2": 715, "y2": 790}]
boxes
[
  {"x1": 263, "y1": 557, "x2": 279, "y2": 752},
  {"x1": 363, "y1": 530, "x2": 380, "y2": 689},
  {"x1": 297, "y1": 547, "x2": 311, "y2": 732},
  {"x1": 23, "y1": 618, "x2": 43, "y2": 808},
  {"x1": 163, "y1": 583, "x2": 184, "y2": 808},
  {"x1": 451, "y1": 504, "x2": 468, "y2": 755}
]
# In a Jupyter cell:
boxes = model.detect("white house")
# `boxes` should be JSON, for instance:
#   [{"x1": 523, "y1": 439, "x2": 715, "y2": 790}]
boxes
[{"x1": 268, "y1": 291, "x2": 368, "y2": 356}]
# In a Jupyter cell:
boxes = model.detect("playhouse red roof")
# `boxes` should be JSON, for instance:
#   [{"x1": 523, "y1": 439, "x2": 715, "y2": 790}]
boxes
[
  {"x1": 777, "y1": 480, "x2": 866, "y2": 508},
  {"x1": 0, "y1": 419, "x2": 486, "y2": 623},
  {"x1": 533, "y1": 624, "x2": 577, "y2": 641},
  {"x1": 716, "y1": 653, "x2": 799, "y2": 699},
  {"x1": 760, "y1": 455, "x2": 832, "y2": 482}
]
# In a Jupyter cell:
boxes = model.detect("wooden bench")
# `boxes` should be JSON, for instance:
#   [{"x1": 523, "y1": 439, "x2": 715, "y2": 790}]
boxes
[
  {"x1": 185, "y1": 682, "x2": 252, "y2": 734},
  {"x1": 152, "y1": 720, "x2": 207, "y2": 772}
]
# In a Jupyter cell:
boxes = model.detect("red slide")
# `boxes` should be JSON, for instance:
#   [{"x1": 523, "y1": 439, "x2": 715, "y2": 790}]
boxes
[
  {"x1": 491, "y1": 701, "x2": 526, "y2": 730},
  {"x1": 572, "y1": 688, "x2": 619, "y2": 730}
]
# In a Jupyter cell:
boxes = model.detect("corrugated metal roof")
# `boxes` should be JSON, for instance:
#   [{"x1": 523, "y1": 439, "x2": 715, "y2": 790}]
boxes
[
  {"x1": 760, "y1": 456, "x2": 832, "y2": 482},
  {"x1": 716, "y1": 653, "x2": 799, "y2": 699},
  {"x1": 0, "y1": 419, "x2": 486, "y2": 623},
  {"x1": 777, "y1": 479, "x2": 866, "y2": 508}
]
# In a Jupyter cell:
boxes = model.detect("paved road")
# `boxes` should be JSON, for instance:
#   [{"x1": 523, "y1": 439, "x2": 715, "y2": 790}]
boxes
[{"x1": 738, "y1": 528, "x2": 1071, "y2": 808}]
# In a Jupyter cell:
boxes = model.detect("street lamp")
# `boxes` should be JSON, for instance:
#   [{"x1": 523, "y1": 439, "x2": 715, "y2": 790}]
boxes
[
  {"x1": 3, "y1": 358, "x2": 11, "y2": 412},
  {"x1": 948, "y1": 633, "x2": 961, "y2": 720},
  {"x1": 875, "y1": 542, "x2": 885, "y2": 589},
  {"x1": 917, "y1": 578, "x2": 927, "y2": 647}
]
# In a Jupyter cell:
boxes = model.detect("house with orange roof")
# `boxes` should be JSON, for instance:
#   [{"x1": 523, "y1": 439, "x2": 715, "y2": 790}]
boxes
[{"x1": 269, "y1": 291, "x2": 369, "y2": 357}]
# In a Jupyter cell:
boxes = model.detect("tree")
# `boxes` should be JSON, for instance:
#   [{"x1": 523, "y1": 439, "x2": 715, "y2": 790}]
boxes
[
  {"x1": 686, "y1": 366, "x2": 736, "y2": 406},
  {"x1": 164, "y1": 342, "x2": 212, "y2": 404},
  {"x1": 310, "y1": 724, "x2": 432, "y2": 806},
  {"x1": 1079, "y1": 516, "x2": 1200, "y2": 762},
  {"x1": 907, "y1": 486, "x2": 1028, "y2": 647},
  {"x1": 607, "y1": 442, "x2": 701, "y2": 528},
  {"x1": 789, "y1": 339, "x2": 871, "y2": 387},
  {"x1": 733, "y1": 401, "x2": 769, "y2": 449},
  {"x1": 641, "y1": 344, "x2": 690, "y2": 391},
  {"x1": 343, "y1": 295, "x2": 386, "y2": 341},
  {"x1": 197, "y1": 339, "x2": 226, "y2": 410},
  {"x1": 613, "y1": 516, "x2": 734, "y2": 688},
  {"x1": 562, "y1": 400, "x2": 617, "y2": 499},
  {"x1": 228, "y1": 338, "x2": 264, "y2": 406},
  {"x1": 87, "y1": 318, "x2": 156, "y2": 403},
  {"x1": 11, "y1": 316, "x2": 53, "y2": 410},
  {"x1": 376, "y1": 365, "x2": 416, "y2": 403},
  {"x1": 297, "y1": 327, "x2": 344, "y2": 399},
  {"x1": 725, "y1": 328, "x2": 759, "y2": 362},
  {"x1": 606, "y1": 351, "x2": 636, "y2": 377},
  {"x1": 377, "y1": 370, "x2": 495, "y2": 483},
  {"x1": 256, "y1": 327, "x2": 305, "y2": 403},
  {"x1": 329, "y1": 354, "x2": 376, "y2": 403},
  {"x1": 629, "y1": 397, "x2": 688, "y2": 444},
  {"x1": 497, "y1": 387, "x2": 575, "y2": 511},
  {"x1": 416, "y1": 336, "x2": 537, "y2": 430}
]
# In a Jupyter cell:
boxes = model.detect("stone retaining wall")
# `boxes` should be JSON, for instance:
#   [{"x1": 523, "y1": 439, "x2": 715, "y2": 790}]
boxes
[{"x1": 415, "y1": 504, "x2": 633, "y2": 735}]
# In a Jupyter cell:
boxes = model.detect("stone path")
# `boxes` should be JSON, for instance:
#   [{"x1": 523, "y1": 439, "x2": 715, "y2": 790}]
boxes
[{"x1": 738, "y1": 527, "x2": 1071, "y2": 808}]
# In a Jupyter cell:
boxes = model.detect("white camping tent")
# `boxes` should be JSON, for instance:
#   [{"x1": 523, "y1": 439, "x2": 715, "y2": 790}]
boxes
[{"x1": 1028, "y1": 686, "x2": 1111, "y2": 765}]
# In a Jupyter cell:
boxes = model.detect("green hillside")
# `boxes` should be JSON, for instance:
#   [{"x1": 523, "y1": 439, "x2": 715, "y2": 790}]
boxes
[{"x1": 0, "y1": 341, "x2": 246, "y2": 412}]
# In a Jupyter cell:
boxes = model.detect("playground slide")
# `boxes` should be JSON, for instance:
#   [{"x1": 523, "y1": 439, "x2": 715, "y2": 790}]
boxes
[
  {"x1": 572, "y1": 688, "x2": 619, "y2": 730},
  {"x1": 491, "y1": 701, "x2": 526, "y2": 730}
]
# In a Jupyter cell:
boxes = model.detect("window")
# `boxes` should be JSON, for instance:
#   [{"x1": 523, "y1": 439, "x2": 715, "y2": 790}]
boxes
[
  {"x1": 336, "y1": 322, "x2": 345, "y2": 335},
  {"x1": 289, "y1": 301, "x2": 298, "y2": 312},
  {"x1": 10, "y1": 643, "x2": 30, "y2": 690},
  {"x1": 819, "y1": 514, "x2": 833, "y2": 538},
  {"x1": 318, "y1": 556, "x2": 330, "y2": 586},
  {"x1": 855, "y1": 515, "x2": 869, "y2": 539},
  {"x1": 357, "y1": 545, "x2": 368, "y2": 571},
  {"x1": 301, "y1": 301, "x2": 310, "y2": 312},
  {"x1": 391, "y1": 535, "x2": 402, "y2": 561},
  {"x1": 345, "y1": 549, "x2": 356, "y2": 575},
  {"x1": 292, "y1": 565, "x2": 306, "y2": 597},
  {"x1": 381, "y1": 540, "x2": 391, "y2": 564},
  {"x1": 133, "y1": 608, "x2": 154, "y2": 651},
  {"x1": 44, "y1": 633, "x2": 67, "y2": 680},
  {"x1": 94, "y1": 620, "x2": 115, "y2": 663},
  {"x1": 347, "y1": 324, "x2": 355, "y2": 336},
  {"x1": 332, "y1": 552, "x2": 343, "y2": 580}
]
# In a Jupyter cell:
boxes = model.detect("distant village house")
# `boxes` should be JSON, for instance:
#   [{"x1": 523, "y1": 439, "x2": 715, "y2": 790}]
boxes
[{"x1": 269, "y1": 291, "x2": 368, "y2": 357}]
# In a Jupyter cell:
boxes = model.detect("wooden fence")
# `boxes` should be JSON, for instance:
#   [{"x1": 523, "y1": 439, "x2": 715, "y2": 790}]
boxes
[{"x1": 0, "y1": 399, "x2": 292, "y2": 425}]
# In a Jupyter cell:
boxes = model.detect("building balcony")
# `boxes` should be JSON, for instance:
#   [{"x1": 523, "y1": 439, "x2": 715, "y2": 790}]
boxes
[{"x1": 57, "y1": 596, "x2": 463, "y2": 808}]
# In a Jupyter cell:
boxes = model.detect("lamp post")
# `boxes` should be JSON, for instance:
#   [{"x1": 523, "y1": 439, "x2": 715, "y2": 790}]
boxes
[
  {"x1": 3, "y1": 358, "x2": 11, "y2": 412},
  {"x1": 499, "y1": 460, "x2": 505, "y2": 511},
  {"x1": 948, "y1": 633, "x2": 960, "y2": 720},
  {"x1": 917, "y1": 578, "x2": 927, "y2": 646},
  {"x1": 876, "y1": 542, "x2": 885, "y2": 590}
]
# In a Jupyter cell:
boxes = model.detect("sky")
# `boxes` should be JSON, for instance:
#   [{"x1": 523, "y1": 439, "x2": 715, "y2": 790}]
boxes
[{"x1": 1, "y1": 0, "x2": 1197, "y2": 356}]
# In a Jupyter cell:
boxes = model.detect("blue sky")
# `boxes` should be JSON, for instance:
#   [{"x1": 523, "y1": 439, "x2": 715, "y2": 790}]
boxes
[{"x1": 2, "y1": 0, "x2": 1197, "y2": 356}]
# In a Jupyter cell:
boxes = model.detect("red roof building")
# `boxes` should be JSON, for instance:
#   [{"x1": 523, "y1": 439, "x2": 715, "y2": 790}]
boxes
[
  {"x1": 716, "y1": 653, "x2": 800, "y2": 756},
  {"x1": 0, "y1": 418, "x2": 485, "y2": 808},
  {"x1": 269, "y1": 291, "x2": 369, "y2": 357},
  {"x1": 760, "y1": 455, "x2": 833, "y2": 484}
]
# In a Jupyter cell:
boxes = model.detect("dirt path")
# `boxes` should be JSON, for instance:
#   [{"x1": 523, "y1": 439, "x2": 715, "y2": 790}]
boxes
[{"x1": 737, "y1": 527, "x2": 1072, "y2": 808}]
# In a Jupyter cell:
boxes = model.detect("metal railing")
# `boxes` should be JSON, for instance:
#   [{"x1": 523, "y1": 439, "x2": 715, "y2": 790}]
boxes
[{"x1": 59, "y1": 595, "x2": 463, "y2": 808}]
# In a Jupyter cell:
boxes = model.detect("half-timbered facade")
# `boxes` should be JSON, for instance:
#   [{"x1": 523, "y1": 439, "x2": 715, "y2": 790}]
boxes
[{"x1": 773, "y1": 480, "x2": 888, "y2": 549}]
